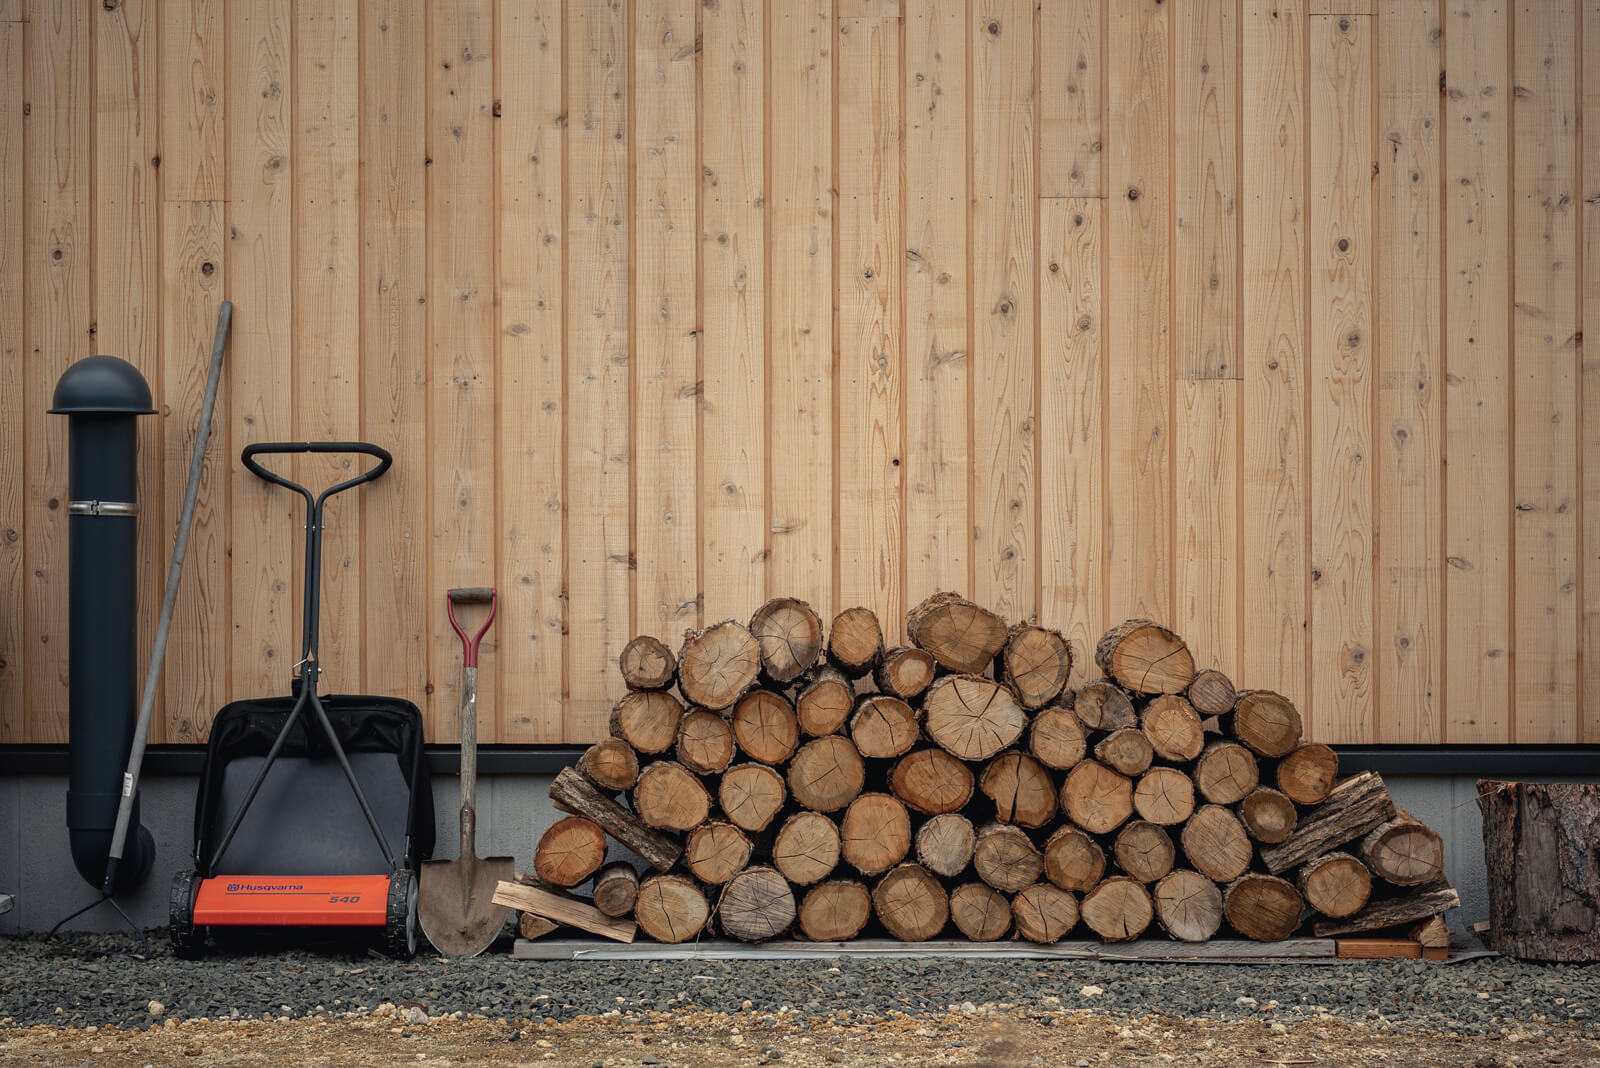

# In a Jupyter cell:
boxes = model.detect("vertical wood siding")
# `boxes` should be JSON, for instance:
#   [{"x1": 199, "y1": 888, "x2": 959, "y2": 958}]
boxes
[{"x1": 1, "y1": 0, "x2": 1593, "y2": 747}]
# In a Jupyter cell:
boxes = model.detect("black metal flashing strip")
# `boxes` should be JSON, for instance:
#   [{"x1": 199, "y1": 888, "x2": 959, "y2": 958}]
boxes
[{"x1": 0, "y1": 745, "x2": 589, "y2": 778}]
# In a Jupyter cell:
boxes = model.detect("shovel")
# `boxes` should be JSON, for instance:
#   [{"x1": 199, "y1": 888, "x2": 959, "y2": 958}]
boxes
[{"x1": 419, "y1": 587, "x2": 514, "y2": 956}]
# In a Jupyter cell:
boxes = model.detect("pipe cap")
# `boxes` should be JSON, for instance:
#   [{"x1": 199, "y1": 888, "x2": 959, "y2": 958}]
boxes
[{"x1": 48, "y1": 356, "x2": 157, "y2": 415}]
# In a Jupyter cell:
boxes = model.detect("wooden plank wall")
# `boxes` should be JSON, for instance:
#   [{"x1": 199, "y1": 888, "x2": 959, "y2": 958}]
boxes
[{"x1": 1, "y1": 0, "x2": 1594, "y2": 748}]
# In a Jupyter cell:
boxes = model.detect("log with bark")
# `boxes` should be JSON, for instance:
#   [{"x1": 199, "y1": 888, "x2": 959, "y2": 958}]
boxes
[
  {"x1": 1275, "y1": 742, "x2": 1339, "y2": 805},
  {"x1": 592, "y1": 862, "x2": 640, "y2": 918},
  {"x1": 576, "y1": 738, "x2": 640, "y2": 793},
  {"x1": 1223, "y1": 873, "x2": 1304, "y2": 942},
  {"x1": 676, "y1": 708, "x2": 736, "y2": 775},
  {"x1": 872, "y1": 863, "x2": 949, "y2": 942},
  {"x1": 1312, "y1": 878, "x2": 1461, "y2": 938},
  {"x1": 1072, "y1": 679, "x2": 1137, "y2": 731},
  {"x1": 788, "y1": 734, "x2": 867, "y2": 813},
  {"x1": 1227, "y1": 690, "x2": 1303, "y2": 758},
  {"x1": 1141, "y1": 694, "x2": 1204, "y2": 763},
  {"x1": 1193, "y1": 740, "x2": 1258, "y2": 805},
  {"x1": 840, "y1": 793, "x2": 913, "y2": 876},
  {"x1": 873, "y1": 645, "x2": 937, "y2": 700},
  {"x1": 796, "y1": 666, "x2": 855, "y2": 737},
  {"x1": 633, "y1": 873, "x2": 710, "y2": 944},
  {"x1": 609, "y1": 690, "x2": 684, "y2": 755},
  {"x1": 949, "y1": 882, "x2": 1012, "y2": 941},
  {"x1": 749, "y1": 597, "x2": 824, "y2": 684},
  {"x1": 772, "y1": 810, "x2": 842, "y2": 886},
  {"x1": 1478, "y1": 780, "x2": 1600, "y2": 961},
  {"x1": 1043, "y1": 825, "x2": 1106, "y2": 892},
  {"x1": 1114, "y1": 820, "x2": 1176, "y2": 883},
  {"x1": 1095, "y1": 728, "x2": 1155, "y2": 777},
  {"x1": 718, "y1": 762, "x2": 788, "y2": 833},
  {"x1": 518, "y1": 912, "x2": 558, "y2": 940},
  {"x1": 1296, "y1": 851, "x2": 1371, "y2": 919},
  {"x1": 678, "y1": 621, "x2": 762, "y2": 710},
  {"x1": 549, "y1": 766, "x2": 682, "y2": 872},
  {"x1": 1153, "y1": 869, "x2": 1223, "y2": 943},
  {"x1": 915, "y1": 813, "x2": 977, "y2": 878},
  {"x1": 1186, "y1": 668, "x2": 1237, "y2": 716},
  {"x1": 998, "y1": 622, "x2": 1073, "y2": 709},
  {"x1": 1180, "y1": 804, "x2": 1252, "y2": 884},
  {"x1": 798, "y1": 880, "x2": 873, "y2": 941},
  {"x1": 619, "y1": 634, "x2": 677, "y2": 691},
  {"x1": 1061, "y1": 759, "x2": 1134, "y2": 835},
  {"x1": 829, "y1": 606, "x2": 885, "y2": 676},
  {"x1": 906, "y1": 591, "x2": 1009, "y2": 673},
  {"x1": 850, "y1": 694, "x2": 921, "y2": 759},
  {"x1": 1095, "y1": 619, "x2": 1196, "y2": 695},
  {"x1": 732, "y1": 689, "x2": 801, "y2": 765},
  {"x1": 1257, "y1": 771, "x2": 1396, "y2": 873},
  {"x1": 890, "y1": 747, "x2": 976, "y2": 815},
  {"x1": 1133, "y1": 767, "x2": 1196, "y2": 826},
  {"x1": 923, "y1": 675, "x2": 1026, "y2": 761},
  {"x1": 1238, "y1": 786, "x2": 1299, "y2": 845},
  {"x1": 1358, "y1": 809, "x2": 1444, "y2": 887},
  {"x1": 533, "y1": 816, "x2": 609, "y2": 888},
  {"x1": 978, "y1": 751, "x2": 1058, "y2": 828},
  {"x1": 1080, "y1": 876, "x2": 1153, "y2": 942},
  {"x1": 721, "y1": 865, "x2": 796, "y2": 942},
  {"x1": 1028, "y1": 705, "x2": 1088, "y2": 770},
  {"x1": 973, "y1": 822, "x2": 1045, "y2": 893},
  {"x1": 684, "y1": 820, "x2": 754, "y2": 885},
  {"x1": 632, "y1": 760, "x2": 713, "y2": 832},
  {"x1": 1012, "y1": 883, "x2": 1080, "y2": 943}
]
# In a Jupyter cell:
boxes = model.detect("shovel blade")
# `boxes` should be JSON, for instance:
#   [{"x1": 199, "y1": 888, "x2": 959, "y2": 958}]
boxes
[{"x1": 418, "y1": 853, "x2": 515, "y2": 957}]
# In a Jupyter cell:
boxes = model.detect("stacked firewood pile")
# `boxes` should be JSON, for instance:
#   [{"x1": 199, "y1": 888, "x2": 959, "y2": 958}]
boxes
[{"x1": 529, "y1": 593, "x2": 1458, "y2": 945}]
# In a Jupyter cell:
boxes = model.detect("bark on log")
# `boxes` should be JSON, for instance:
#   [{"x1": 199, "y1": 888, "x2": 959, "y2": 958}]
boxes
[
  {"x1": 773, "y1": 810, "x2": 842, "y2": 886},
  {"x1": 1028, "y1": 705, "x2": 1088, "y2": 770},
  {"x1": 1072, "y1": 679, "x2": 1137, "y2": 731},
  {"x1": 721, "y1": 865, "x2": 796, "y2": 942},
  {"x1": 998, "y1": 622, "x2": 1074, "y2": 709},
  {"x1": 718, "y1": 762, "x2": 788, "y2": 833},
  {"x1": 1359, "y1": 809, "x2": 1444, "y2": 887},
  {"x1": 678, "y1": 621, "x2": 762, "y2": 710},
  {"x1": 915, "y1": 813, "x2": 977, "y2": 878},
  {"x1": 796, "y1": 667, "x2": 855, "y2": 737},
  {"x1": 1060, "y1": 759, "x2": 1134, "y2": 835},
  {"x1": 533, "y1": 816, "x2": 609, "y2": 888},
  {"x1": 634, "y1": 874, "x2": 710, "y2": 944},
  {"x1": 1094, "y1": 728, "x2": 1154, "y2": 777},
  {"x1": 519, "y1": 912, "x2": 558, "y2": 940},
  {"x1": 1094, "y1": 619, "x2": 1196, "y2": 695},
  {"x1": 949, "y1": 882, "x2": 1012, "y2": 941},
  {"x1": 1114, "y1": 820, "x2": 1176, "y2": 883},
  {"x1": 549, "y1": 766, "x2": 682, "y2": 872},
  {"x1": 684, "y1": 820, "x2": 754, "y2": 885},
  {"x1": 1180, "y1": 804, "x2": 1252, "y2": 884},
  {"x1": 840, "y1": 793, "x2": 913, "y2": 876},
  {"x1": 1275, "y1": 742, "x2": 1339, "y2": 805},
  {"x1": 1141, "y1": 694, "x2": 1204, "y2": 763},
  {"x1": 619, "y1": 635, "x2": 677, "y2": 691},
  {"x1": 1013, "y1": 883, "x2": 1080, "y2": 944},
  {"x1": 872, "y1": 863, "x2": 949, "y2": 942},
  {"x1": 1132, "y1": 767, "x2": 1196, "y2": 826},
  {"x1": 576, "y1": 738, "x2": 641, "y2": 793},
  {"x1": 608, "y1": 690, "x2": 684, "y2": 755},
  {"x1": 1296, "y1": 851, "x2": 1372, "y2": 919},
  {"x1": 788, "y1": 734, "x2": 867, "y2": 813},
  {"x1": 1258, "y1": 771, "x2": 1396, "y2": 873},
  {"x1": 1312, "y1": 878, "x2": 1461, "y2": 937},
  {"x1": 1080, "y1": 876, "x2": 1154, "y2": 942},
  {"x1": 973, "y1": 822, "x2": 1045, "y2": 893},
  {"x1": 1223, "y1": 873, "x2": 1304, "y2": 942},
  {"x1": 1239, "y1": 786, "x2": 1299, "y2": 846},
  {"x1": 1153, "y1": 869, "x2": 1224, "y2": 943},
  {"x1": 749, "y1": 597, "x2": 824, "y2": 684},
  {"x1": 923, "y1": 675, "x2": 1026, "y2": 761},
  {"x1": 798, "y1": 880, "x2": 873, "y2": 942},
  {"x1": 731, "y1": 689, "x2": 801, "y2": 765},
  {"x1": 632, "y1": 760, "x2": 713, "y2": 832},
  {"x1": 890, "y1": 747, "x2": 976, "y2": 815},
  {"x1": 1186, "y1": 668, "x2": 1237, "y2": 716},
  {"x1": 1478, "y1": 780, "x2": 1600, "y2": 961},
  {"x1": 850, "y1": 694, "x2": 921, "y2": 759},
  {"x1": 828, "y1": 606, "x2": 886, "y2": 676},
  {"x1": 592, "y1": 862, "x2": 640, "y2": 918},
  {"x1": 905, "y1": 592, "x2": 1008, "y2": 673},
  {"x1": 676, "y1": 708, "x2": 736, "y2": 775},
  {"x1": 1227, "y1": 690, "x2": 1303, "y2": 758},
  {"x1": 979, "y1": 752, "x2": 1058, "y2": 828},
  {"x1": 873, "y1": 645, "x2": 937, "y2": 700},
  {"x1": 1043, "y1": 825, "x2": 1106, "y2": 892}
]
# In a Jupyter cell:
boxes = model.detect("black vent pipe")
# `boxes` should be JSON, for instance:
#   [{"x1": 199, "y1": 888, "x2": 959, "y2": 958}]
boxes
[{"x1": 49, "y1": 356, "x2": 157, "y2": 892}]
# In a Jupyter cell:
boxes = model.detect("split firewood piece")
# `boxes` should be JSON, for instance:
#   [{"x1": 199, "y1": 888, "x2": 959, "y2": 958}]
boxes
[
  {"x1": 979, "y1": 752, "x2": 1058, "y2": 828},
  {"x1": 1094, "y1": 728, "x2": 1154, "y2": 777},
  {"x1": 1186, "y1": 668, "x2": 1237, "y2": 716},
  {"x1": 1141, "y1": 694, "x2": 1204, "y2": 763},
  {"x1": 905, "y1": 591, "x2": 1008, "y2": 673},
  {"x1": 608, "y1": 690, "x2": 684, "y2": 755},
  {"x1": 1257, "y1": 771, "x2": 1396, "y2": 873},
  {"x1": 1192, "y1": 739, "x2": 1259, "y2": 805},
  {"x1": 732, "y1": 689, "x2": 801, "y2": 765},
  {"x1": 788, "y1": 735, "x2": 867, "y2": 813},
  {"x1": 841, "y1": 793, "x2": 912, "y2": 876},
  {"x1": 721, "y1": 865, "x2": 796, "y2": 943},
  {"x1": 872, "y1": 863, "x2": 949, "y2": 942},
  {"x1": 890, "y1": 747, "x2": 975, "y2": 815},
  {"x1": 1060, "y1": 759, "x2": 1134, "y2": 835},
  {"x1": 973, "y1": 822, "x2": 1045, "y2": 893},
  {"x1": 798, "y1": 880, "x2": 874, "y2": 942},
  {"x1": 1132, "y1": 767, "x2": 1196, "y2": 826},
  {"x1": 1043, "y1": 825, "x2": 1106, "y2": 892},
  {"x1": 634, "y1": 873, "x2": 710, "y2": 944},
  {"x1": 773, "y1": 810, "x2": 842, "y2": 886},
  {"x1": 533, "y1": 816, "x2": 609, "y2": 888},
  {"x1": 923, "y1": 675, "x2": 1026, "y2": 761},
  {"x1": 678, "y1": 620, "x2": 762, "y2": 711},
  {"x1": 1114, "y1": 820, "x2": 1176, "y2": 883},
  {"x1": 491, "y1": 881, "x2": 636, "y2": 943},
  {"x1": 1239, "y1": 786, "x2": 1299, "y2": 845},
  {"x1": 1028, "y1": 705, "x2": 1087, "y2": 770},
  {"x1": 796, "y1": 667, "x2": 855, "y2": 737},
  {"x1": 576, "y1": 738, "x2": 640, "y2": 793},
  {"x1": 1153, "y1": 869, "x2": 1224, "y2": 943},
  {"x1": 873, "y1": 645, "x2": 937, "y2": 700},
  {"x1": 1080, "y1": 876, "x2": 1154, "y2": 942},
  {"x1": 1296, "y1": 851, "x2": 1372, "y2": 919},
  {"x1": 1227, "y1": 690, "x2": 1303, "y2": 758},
  {"x1": 998, "y1": 622, "x2": 1074, "y2": 710},
  {"x1": 850, "y1": 694, "x2": 921, "y2": 759},
  {"x1": 1223, "y1": 873, "x2": 1304, "y2": 942},
  {"x1": 549, "y1": 767, "x2": 682, "y2": 872},
  {"x1": 1013, "y1": 883, "x2": 1079, "y2": 944},
  {"x1": 1409, "y1": 915, "x2": 1449, "y2": 950},
  {"x1": 619, "y1": 635, "x2": 677, "y2": 691},
  {"x1": 718, "y1": 762, "x2": 788, "y2": 833},
  {"x1": 749, "y1": 597, "x2": 824, "y2": 684},
  {"x1": 949, "y1": 882, "x2": 1012, "y2": 941},
  {"x1": 1358, "y1": 809, "x2": 1444, "y2": 887},
  {"x1": 632, "y1": 760, "x2": 712, "y2": 832},
  {"x1": 915, "y1": 812, "x2": 977, "y2": 878},
  {"x1": 1312, "y1": 878, "x2": 1460, "y2": 938},
  {"x1": 592, "y1": 862, "x2": 640, "y2": 918},
  {"x1": 519, "y1": 912, "x2": 558, "y2": 940},
  {"x1": 1275, "y1": 742, "x2": 1339, "y2": 805},
  {"x1": 684, "y1": 820, "x2": 754, "y2": 885},
  {"x1": 676, "y1": 708, "x2": 736, "y2": 775},
  {"x1": 828, "y1": 606, "x2": 886, "y2": 676},
  {"x1": 1072, "y1": 679, "x2": 1137, "y2": 731},
  {"x1": 1094, "y1": 620, "x2": 1196, "y2": 696},
  {"x1": 1180, "y1": 804, "x2": 1252, "y2": 884}
]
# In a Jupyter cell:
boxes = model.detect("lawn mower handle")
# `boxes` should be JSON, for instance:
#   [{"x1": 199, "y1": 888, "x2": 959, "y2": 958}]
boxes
[{"x1": 241, "y1": 441, "x2": 393, "y2": 503}]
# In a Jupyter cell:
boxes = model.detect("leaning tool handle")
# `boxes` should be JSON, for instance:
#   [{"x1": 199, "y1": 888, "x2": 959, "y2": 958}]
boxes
[{"x1": 448, "y1": 588, "x2": 497, "y2": 834}]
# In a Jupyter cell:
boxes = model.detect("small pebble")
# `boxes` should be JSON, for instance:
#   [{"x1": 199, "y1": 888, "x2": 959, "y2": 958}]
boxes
[
  {"x1": 1079, "y1": 986, "x2": 1103, "y2": 998},
  {"x1": 148, "y1": 1000, "x2": 165, "y2": 1016}
]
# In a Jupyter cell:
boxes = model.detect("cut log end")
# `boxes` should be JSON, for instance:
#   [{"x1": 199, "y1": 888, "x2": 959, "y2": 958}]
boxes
[
  {"x1": 676, "y1": 708, "x2": 736, "y2": 775},
  {"x1": 1359, "y1": 811, "x2": 1444, "y2": 887},
  {"x1": 973, "y1": 822, "x2": 1045, "y2": 893},
  {"x1": 905, "y1": 592, "x2": 1009, "y2": 674},
  {"x1": 799, "y1": 880, "x2": 873, "y2": 942},
  {"x1": 1229, "y1": 690, "x2": 1304, "y2": 758},
  {"x1": 923, "y1": 674, "x2": 1026, "y2": 761},
  {"x1": 1113, "y1": 820, "x2": 1176, "y2": 884},
  {"x1": 1276, "y1": 743, "x2": 1339, "y2": 805},
  {"x1": 718, "y1": 762, "x2": 788, "y2": 833},
  {"x1": 1132, "y1": 766, "x2": 1196, "y2": 827},
  {"x1": 1193, "y1": 739, "x2": 1259, "y2": 805},
  {"x1": 872, "y1": 863, "x2": 950, "y2": 942},
  {"x1": 1095, "y1": 620, "x2": 1196, "y2": 695},
  {"x1": 1029, "y1": 705, "x2": 1088, "y2": 771},
  {"x1": 850, "y1": 694, "x2": 921, "y2": 759},
  {"x1": 721, "y1": 866, "x2": 797, "y2": 943},
  {"x1": 1297, "y1": 851, "x2": 1372, "y2": 920},
  {"x1": 634, "y1": 874, "x2": 710, "y2": 944},
  {"x1": 788, "y1": 734, "x2": 868, "y2": 813},
  {"x1": 1180, "y1": 804, "x2": 1252, "y2": 884},
  {"x1": 632, "y1": 760, "x2": 713, "y2": 832},
  {"x1": 1044, "y1": 825, "x2": 1106, "y2": 892},
  {"x1": 619, "y1": 634, "x2": 677, "y2": 691},
  {"x1": 873, "y1": 645, "x2": 937, "y2": 700},
  {"x1": 841, "y1": 793, "x2": 913, "y2": 876},
  {"x1": 949, "y1": 882, "x2": 1012, "y2": 942},
  {"x1": 1224, "y1": 873, "x2": 1305, "y2": 942},
  {"x1": 773, "y1": 810, "x2": 843, "y2": 886},
  {"x1": 678, "y1": 621, "x2": 763, "y2": 711},
  {"x1": 749, "y1": 597, "x2": 824, "y2": 684},
  {"x1": 609, "y1": 690, "x2": 685, "y2": 755},
  {"x1": 684, "y1": 820, "x2": 754, "y2": 885},
  {"x1": 978, "y1": 752, "x2": 1058, "y2": 828},
  {"x1": 1080, "y1": 876, "x2": 1154, "y2": 942},
  {"x1": 999, "y1": 623, "x2": 1074, "y2": 709},
  {"x1": 915, "y1": 812, "x2": 977, "y2": 878},
  {"x1": 1240, "y1": 786, "x2": 1299, "y2": 847},
  {"x1": 829, "y1": 606, "x2": 886, "y2": 676},
  {"x1": 1141, "y1": 694, "x2": 1204, "y2": 763},
  {"x1": 1153, "y1": 869, "x2": 1224, "y2": 943},
  {"x1": 1094, "y1": 727, "x2": 1154, "y2": 778},
  {"x1": 1061, "y1": 759, "x2": 1134, "y2": 835},
  {"x1": 1072, "y1": 679, "x2": 1138, "y2": 732},
  {"x1": 1186, "y1": 668, "x2": 1237, "y2": 716},
  {"x1": 592, "y1": 862, "x2": 640, "y2": 918},
  {"x1": 732, "y1": 689, "x2": 801, "y2": 765},
  {"x1": 549, "y1": 767, "x2": 682, "y2": 872},
  {"x1": 576, "y1": 738, "x2": 641, "y2": 793},
  {"x1": 1013, "y1": 883, "x2": 1079, "y2": 944},
  {"x1": 891, "y1": 747, "x2": 976, "y2": 816},
  {"x1": 533, "y1": 816, "x2": 609, "y2": 888},
  {"x1": 796, "y1": 667, "x2": 855, "y2": 737}
]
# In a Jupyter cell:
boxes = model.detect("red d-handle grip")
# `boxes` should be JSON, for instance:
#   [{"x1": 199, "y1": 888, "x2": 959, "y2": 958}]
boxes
[{"x1": 447, "y1": 588, "x2": 497, "y2": 667}]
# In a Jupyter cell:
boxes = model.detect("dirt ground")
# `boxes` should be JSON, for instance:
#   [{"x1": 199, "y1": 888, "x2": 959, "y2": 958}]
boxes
[{"x1": 0, "y1": 1008, "x2": 1593, "y2": 1068}]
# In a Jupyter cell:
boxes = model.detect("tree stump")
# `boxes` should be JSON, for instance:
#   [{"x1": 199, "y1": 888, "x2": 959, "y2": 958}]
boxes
[
  {"x1": 796, "y1": 667, "x2": 855, "y2": 737},
  {"x1": 634, "y1": 874, "x2": 709, "y2": 944},
  {"x1": 1186, "y1": 668, "x2": 1237, "y2": 716},
  {"x1": 1359, "y1": 810, "x2": 1444, "y2": 887},
  {"x1": 1072, "y1": 679, "x2": 1137, "y2": 731},
  {"x1": 873, "y1": 645, "x2": 937, "y2": 700},
  {"x1": 915, "y1": 812, "x2": 977, "y2": 878},
  {"x1": 1061, "y1": 759, "x2": 1134, "y2": 835},
  {"x1": 1296, "y1": 851, "x2": 1371, "y2": 919},
  {"x1": 684, "y1": 820, "x2": 753, "y2": 885},
  {"x1": 632, "y1": 760, "x2": 712, "y2": 832},
  {"x1": 592, "y1": 862, "x2": 640, "y2": 918},
  {"x1": 1180, "y1": 804, "x2": 1252, "y2": 884},
  {"x1": 1141, "y1": 694, "x2": 1204, "y2": 763},
  {"x1": 718, "y1": 762, "x2": 788, "y2": 833},
  {"x1": 1043, "y1": 825, "x2": 1106, "y2": 892},
  {"x1": 619, "y1": 635, "x2": 677, "y2": 691},
  {"x1": 1223, "y1": 873, "x2": 1304, "y2": 942},
  {"x1": 973, "y1": 822, "x2": 1045, "y2": 892},
  {"x1": 732, "y1": 689, "x2": 801, "y2": 765},
  {"x1": 1095, "y1": 619, "x2": 1195, "y2": 695},
  {"x1": 1153, "y1": 869, "x2": 1223, "y2": 942},
  {"x1": 1227, "y1": 690, "x2": 1303, "y2": 758},
  {"x1": 979, "y1": 752, "x2": 1058, "y2": 828},
  {"x1": 678, "y1": 621, "x2": 762, "y2": 710},
  {"x1": 798, "y1": 880, "x2": 873, "y2": 941},
  {"x1": 1240, "y1": 786, "x2": 1301, "y2": 847},
  {"x1": 890, "y1": 748, "x2": 976, "y2": 815},
  {"x1": 1080, "y1": 876, "x2": 1153, "y2": 942},
  {"x1": 840, "y1": 793, "x2": 912, "y2": 876},
  {"x1": 1114, "y1": 820, "x2": 1176, "y2": 883},
  {"x1": 1094, "y1": 728, "x2": 1155, "y2": 777},
  {"x1": 950, "y1": 882, "x2": 1012, "y2": 941},
  {"x1": 850, "y1": 694, "x2": 921, "y2": 759},
  {"x1": 721, "y1": 866, "x2": 796, "y2": 942},
  {"x1": 788, "y1": 735, "x2": 867, "y2": 813},
  {"x1": 576, "y1": 738, "x2": 640, "y2": 793},
  {"x1": 773, "y1": 810, "x2": 842, "y2": 886},
  {"x1": 906, "y1": 591, "x2": 1008, "y2": 673},
  {"x1": 998, "y1": 622, "x2": 1073, "y2": 709},
  {"x1": 828, "y1": 606, "x2": 885, "y2": 676},
  {"x1": 872, "y1": 863, "x2": 949, "y2": 941},
  {"x1": 533, "y1": 816, "x2": 609, "y2": 888},
  {"x1": 1029, "y1": 705, "x2": 1087, "y2": 770},
  {"x1": 1192, "y1": 739, "x2": 1259, "y2": 805},
  {"x1": 676, "y1": 708, "x2": 736, "y2": 775},
  {"x1": 1276, "y1": 742, "x2": 1339, "y2": 804},
  {"x1": 609, "y1": 690, "x2": 684, "y2": 755},
  {"x1": 923, "y1": 675, "x2": 1027, "y2": 761},
  {"x1": 749, "y1": 597, "x2": 824, "y2": 684},
  {"x1": 1132, "y1": 767, "x2": 1195, "y2": 826},
  {"x1": 1013, "y1": 883, "x2": 1079, "y2": 943},
  {"x1": 1479, "y1": 781, "x2": 1600, "y2": 961}
]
